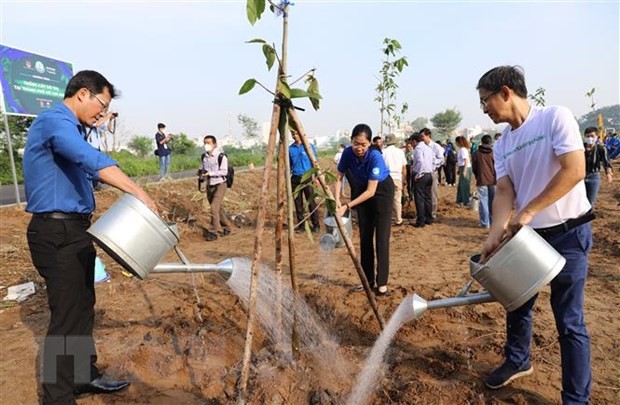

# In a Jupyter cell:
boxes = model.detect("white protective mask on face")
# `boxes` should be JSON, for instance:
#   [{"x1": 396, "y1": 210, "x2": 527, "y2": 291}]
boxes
[
  {"x1": 585, "y1": 137, "x2": 596, "y2": 145},
  {"x1": 204, "y1": 144, "x2": 213, "y2": 153}
]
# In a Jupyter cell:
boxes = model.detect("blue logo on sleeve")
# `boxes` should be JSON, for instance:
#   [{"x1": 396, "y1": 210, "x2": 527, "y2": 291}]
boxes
[{"x1": 372, "y1": 167, "x2": 380, "y2": 176}]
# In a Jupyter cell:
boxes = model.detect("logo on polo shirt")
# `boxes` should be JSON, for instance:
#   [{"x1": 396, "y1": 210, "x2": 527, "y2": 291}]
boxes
[{"x1": 372, "y1": 167, "x2": 380, "y2": 176}]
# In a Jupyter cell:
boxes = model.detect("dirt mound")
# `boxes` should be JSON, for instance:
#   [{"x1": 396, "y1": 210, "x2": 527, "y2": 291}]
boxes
[{"x1": 1, "y1": 162, "x2": 618, "y2": 404}]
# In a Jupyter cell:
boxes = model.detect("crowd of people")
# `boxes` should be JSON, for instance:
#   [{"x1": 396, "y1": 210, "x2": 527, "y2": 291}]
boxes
[{"x1": 19, "y1": 64, "x2": 615, "y2": 404}]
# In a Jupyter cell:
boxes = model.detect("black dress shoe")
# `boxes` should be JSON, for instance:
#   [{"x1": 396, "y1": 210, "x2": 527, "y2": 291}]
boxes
[
  {"x1": 411, "y1": 223, "x2": 425, "y2": 228},
  {"x1": 74, "y1": 378, "x2": 130, "y2": 395}
]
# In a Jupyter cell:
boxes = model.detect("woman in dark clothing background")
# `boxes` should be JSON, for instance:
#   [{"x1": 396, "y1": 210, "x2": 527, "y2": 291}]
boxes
[
  {"x1": 583, "y1": 127, "x2": 613, "y2": 208},
  {"x1": 334, "y1": 124, "x2": 395, "y2": 296}
]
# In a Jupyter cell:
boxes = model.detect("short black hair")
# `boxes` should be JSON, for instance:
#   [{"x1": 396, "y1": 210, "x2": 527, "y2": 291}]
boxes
[
  {"x1": 477, "y1": 65, "x2": 528, "y2": 98},
  {"x1": 481, "y1": 134, "x2": 492, "y2": 145},
  {"x1": 372, "y1": 136, "x2": 382, "y2": 143},
  {"x1": 420, "y1": 128, "x2": 432, "y2": 137},
  {"x1": 158, "y1": 123, "x2": 166, "y2": 129},
  {"x1": 410, "y1": 133, "x2": 423, "y2": 143},
  {"x1": 64, "y1": 70, "x2": 117, "y2": 99},
  {"x1": 351, "y1": 124, "x2": 372, "y2": 142},
  {"x1": 584, "y1": 127, "x2": 598, "y2": 136},
  {"x1": 203, "y1": 135, "x2": 217, "y2": 144}
]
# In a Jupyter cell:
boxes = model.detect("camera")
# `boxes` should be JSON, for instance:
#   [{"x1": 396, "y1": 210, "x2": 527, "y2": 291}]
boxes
[
  {"x1": 197, "y1": 169, "x2": 207, "y2": 191},
  {"x1": 111, "y1": 112, "x2": 119, "y2": 117}
]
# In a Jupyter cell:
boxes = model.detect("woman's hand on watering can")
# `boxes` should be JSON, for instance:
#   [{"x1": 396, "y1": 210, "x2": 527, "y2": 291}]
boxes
[{"x1": 336, "y1": 202, "x2": 348, "y2": 217}]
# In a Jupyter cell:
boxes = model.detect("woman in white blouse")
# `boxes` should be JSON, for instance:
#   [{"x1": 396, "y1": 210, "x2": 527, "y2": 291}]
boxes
[{"x1": 455, "y1": 136, "x2": 472, "y2": 206}]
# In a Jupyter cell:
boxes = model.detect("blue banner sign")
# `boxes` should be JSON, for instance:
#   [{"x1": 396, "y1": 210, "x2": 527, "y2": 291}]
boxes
[{"x1": 0, "y1": 45, "x2": 73, "y2": 116}]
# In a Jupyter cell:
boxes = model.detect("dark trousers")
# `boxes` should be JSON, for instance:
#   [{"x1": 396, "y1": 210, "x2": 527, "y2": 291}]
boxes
[
  {"x1": 413, "y1": 173, "x2": 433, "y2": 225},
  {"x1": 444, "y1": 162, "x2": 456, "y2": 185},
  {"x1": 291, "y1": 175, "x2": 319, "y2": 229},
  {"x1": 27, "y1": 217, "x2": 99, "y2": 405},
  {"x1": 505, "y1": 223, "x2": 592, "y2": 404},
  {"x1": 354, "y1": 177, "x2": 394, "y2": 288}
]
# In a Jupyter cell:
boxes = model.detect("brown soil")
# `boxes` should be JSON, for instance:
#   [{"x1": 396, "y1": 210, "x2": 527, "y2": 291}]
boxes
[{"x1": 1, "y1": 162, "x2": 619, "y2": 404}]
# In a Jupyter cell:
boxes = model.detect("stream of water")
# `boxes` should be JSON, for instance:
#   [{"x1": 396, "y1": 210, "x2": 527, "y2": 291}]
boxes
[{"x1": 347, "y1": 295, "x2": 415, "y2": 405}]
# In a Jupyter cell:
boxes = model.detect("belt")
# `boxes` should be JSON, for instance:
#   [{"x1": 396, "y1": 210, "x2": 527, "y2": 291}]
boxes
[
  {"x1": 33, "y1": 212, "x2": 93, "y2": 221},
  {"x1": 534, "y1": 211, "x2": 595, "y2": 237}
]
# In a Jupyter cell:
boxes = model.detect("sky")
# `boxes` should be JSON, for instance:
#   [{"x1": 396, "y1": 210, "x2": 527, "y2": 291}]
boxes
[{"x1": 1, "y1": 0, "x2": 619, "y2": 144}]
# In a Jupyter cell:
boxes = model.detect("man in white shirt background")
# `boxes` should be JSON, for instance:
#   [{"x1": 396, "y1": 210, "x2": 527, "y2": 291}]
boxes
[
  {"x1": 420, "y1": 128, "x2": 445, "y2": 219},
  {"x1": 382, "y1": 134, "x2": 407, "y2": 225}
]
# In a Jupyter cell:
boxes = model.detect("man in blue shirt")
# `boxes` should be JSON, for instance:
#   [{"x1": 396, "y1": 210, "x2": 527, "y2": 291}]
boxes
[
  {"x1": 410, "y1": 133, "x2": 434, "y2": 228},
  {"x1": 23, "y1": 70, "x2": 156, "y2": 405},
  {"x1": 289, "y1": 129, "x2": 320, "y2": 233}
]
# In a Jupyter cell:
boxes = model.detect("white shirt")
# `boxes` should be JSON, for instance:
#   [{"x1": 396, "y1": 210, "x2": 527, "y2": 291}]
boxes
[
  {"x1": 428, "y1": 140, "x2": 445, "y2": 170},
  {"x1": 333, "y1": 151, "x2": 343, "y2": 164},
  {"x1": 457, "y1": 147, "x2": 471, "y2": 168},
  {"x1": 495, "y1": 105, "x2": 590, "y2": 228},
  {"x1": 382, "y1": 144, "x2": 407, "y2": 182}
]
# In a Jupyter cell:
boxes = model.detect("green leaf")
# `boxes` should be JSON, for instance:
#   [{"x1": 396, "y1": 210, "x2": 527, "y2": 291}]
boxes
[
  {"x1": 246, "y1": 0, "x2": 266, "y2": 25},
  {"x1": 307, "y1": 77, "x2": 321, "y2": 111},
  {"x1": 246, "y1": 38, "x2": 266, "y2": 44},
  {"x1": 239, "y1": 79, "x2": 257, "y2": 95},
  {"x1": 278, "y1": 79, "x2": 291, "y2": 99},
  {"x1": 323, "y1": 170, "x2": 337, "y2": 183},
  {"x1": 325, "y1": 197, "x2": 337, "y2": 215},
  {"x1": 262, "y1": 44, "x2": 275, "y2": 71},
  {"x1": 301, "y1": 167, "x2": 319, "y2": 183},
  {"x1": 290, "y1": 88, "x2": 310, "y2": 98}
]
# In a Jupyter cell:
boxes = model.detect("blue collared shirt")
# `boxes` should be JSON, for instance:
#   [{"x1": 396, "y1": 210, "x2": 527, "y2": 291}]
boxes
[
  {"x1": 289, "y1": 142, "x2": 317, "y2": 176},
  {"x1": 338, "y1": 146, "x2": 390, "y2": 185},
  {"x1": 23, "y1": 103, "x2": 118, "y2": 214},
  {"x1": 412, "y1": 142, "x2": 434, "y2": 175}
]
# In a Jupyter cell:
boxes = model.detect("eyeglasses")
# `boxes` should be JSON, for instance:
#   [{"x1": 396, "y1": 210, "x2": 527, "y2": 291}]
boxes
[
  {"x1": 479, "y1": 91, "x2": 498, "y2": 110},
  {"x1": 88, "y1": 89, "x2": 109, "y2": 111}
]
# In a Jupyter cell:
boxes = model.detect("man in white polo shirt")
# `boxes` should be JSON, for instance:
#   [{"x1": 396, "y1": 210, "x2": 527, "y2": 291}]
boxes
[
  {"x1": 477, "y1": 65, "x2": 593, "y2": 404},
  {"x1": 420, "y1": 128, "x2": 445, "y2": 218},
  {"x1": 382, "y1": 134, "x2": 407, "y2": 225}
]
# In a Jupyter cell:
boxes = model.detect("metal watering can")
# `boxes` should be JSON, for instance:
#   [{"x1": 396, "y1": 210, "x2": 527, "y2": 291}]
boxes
[
  {"x1": 409, "y1": 225, "x2": 567, "y2": 320},
  {"x1": 87, "y1": 193, "x2": 234, "y2": 281},
  {"x1": 319, "y1": 210, "x2": 352, "y2": 251}
]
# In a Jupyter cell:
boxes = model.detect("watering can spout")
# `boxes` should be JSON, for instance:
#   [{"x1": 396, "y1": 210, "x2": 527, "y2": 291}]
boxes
[
  {"x1": 215, "y1": 258, "x2": 234, "y2": 281},
  {"x1": 151, "y1": 258, "x2": 235, "y2": 280},
  {"x1": 409, "y1": 292, "x2": 495, "y2": 321}
]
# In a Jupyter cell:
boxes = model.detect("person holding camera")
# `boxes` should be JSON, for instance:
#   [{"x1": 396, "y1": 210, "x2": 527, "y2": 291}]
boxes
[
  {"x1": 154, "y1": 123, "x2": 173, "y2": 180},
  {"x1": 199, "y1": 135, "x2": 231, "y2": 241}
]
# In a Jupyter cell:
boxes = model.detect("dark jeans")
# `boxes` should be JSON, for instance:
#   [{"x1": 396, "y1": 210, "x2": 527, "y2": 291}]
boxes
[
  {"x1": 505, "y1": 222, "x2": 592, "y2": 404},
  {"x1": 27, "y1": 217, "x2": 99, "y2": 405},
  {"x1": 291, "y1": 175, "x2": 319, "y2": 229},
  {"x1": 584, "y1": 172, "x2": 601, "y2": 209},
  {"x1": 413, "y1": 173, "x2": 433, "y2": 225},
  {"x1": 353, "y1": 177, "x2": 394, "y2": 288},
  {"x1": 444, "y1": 162, "x2": 456, "y2": 185}
]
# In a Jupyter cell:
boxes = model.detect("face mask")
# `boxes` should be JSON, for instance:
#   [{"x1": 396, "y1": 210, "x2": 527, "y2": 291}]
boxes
[
  {"x1": 204, "y1": 144, "x2": 213, "y2": 153},
  {"x1": 585, "y1": 137, "x2": 596, "y2": 145}
]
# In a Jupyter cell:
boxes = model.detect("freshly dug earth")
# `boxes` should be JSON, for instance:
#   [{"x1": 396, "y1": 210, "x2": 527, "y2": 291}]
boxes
[{"x1": 1, "y1": 162, "x2": 618, "y2": 404}]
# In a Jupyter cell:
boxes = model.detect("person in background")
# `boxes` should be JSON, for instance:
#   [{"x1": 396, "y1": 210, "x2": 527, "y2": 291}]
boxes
[
  {"x1": 583, "y1": 127, "x2": 613, "y2": 208},
  {"x1": 382, "y1": 134, "x2": 407, "y2": 225},
  {"x1": 444, "y1": 141, "x2": 458, "y2": 187},
  {"x1": 335, "y1": 124, "x2": 394, "y2": 296},
  {"x1": 372, "y1": 135, "x2": 384, "y2": 151},
  {"x1": 404, "y1": 141, "x2": 415, "y2": 199},
  {"x1": 155, "y1": 123, "x2": 173, "y2": 180},
  {"x1": 23, "y1": 70, "x2": 157, "y2": 405},
  {"x1": 333, "y1": 143, "x2": 348, "y2": 196},
  {"x1": 471, "y1": 134, "x2": 497, "y2": 228},
  {"x1": 289, "y1": 129, "x2": 320, "y2": 233},
  {"x1": 494, "y1": 132, "x2": 502, "y2": 143},
  {"x1": 420, "y1": 128, "x2": 445, "y2": 219},
  {"x1": 200, "y1": 135, "x2": 232, "y2": 241},
  {"x1": 436, "y1": 140, "x2": 445, "y2": 185},
  {"x1": 455, "y1": 135, "x2": 472, "y2": 206},
  {"x1": 409, "y1": 133, "x2": 434, "y2": 228},
  {"x1": 604, "y1": 132, "x2": 620, "y2": 159},
  {"x1": 86, "y1": 112, "x2": 116, "y2": 190},
  {"x1": 477, "y1": 65, "x2": 594, "y2": 403}
]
